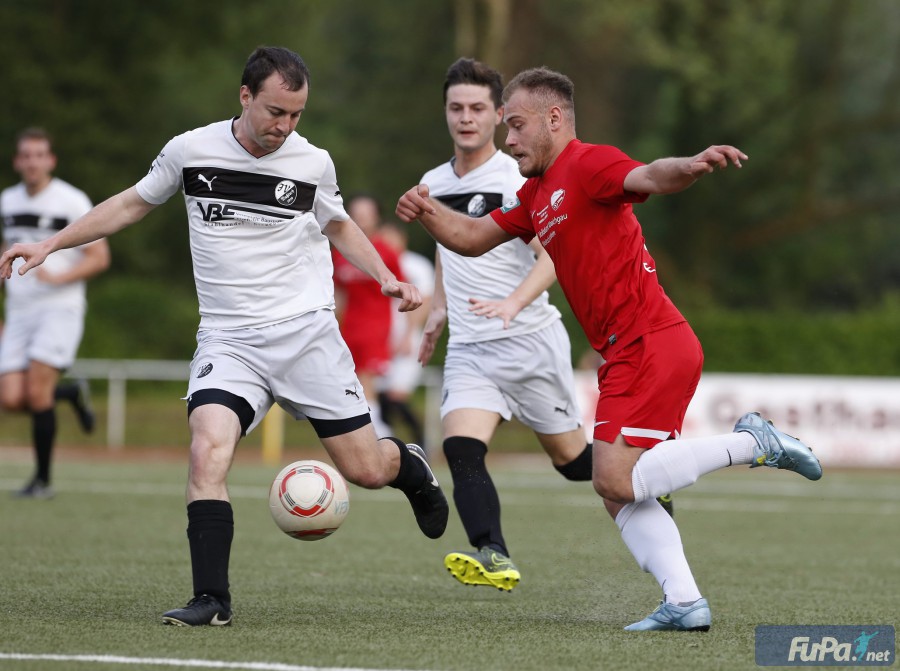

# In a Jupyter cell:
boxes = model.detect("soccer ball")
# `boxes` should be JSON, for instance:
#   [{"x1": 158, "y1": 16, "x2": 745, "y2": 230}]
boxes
[{"x1": 268, "y1": 460, "x2": 350, "y2": 541}]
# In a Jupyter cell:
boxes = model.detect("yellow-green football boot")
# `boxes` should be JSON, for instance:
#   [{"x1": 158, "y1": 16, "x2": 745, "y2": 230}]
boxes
[{"x1": 444, "y1": 547, "x2": 520, "y2": 592}]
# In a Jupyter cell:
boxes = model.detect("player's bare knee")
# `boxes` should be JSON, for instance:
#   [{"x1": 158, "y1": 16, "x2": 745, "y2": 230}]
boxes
[
  {"x1": 0, "y1": 395, "x2": 24, "y2": 412},
  {"x1": 592, "y1": 472, "x2": 633, "y2": 503},
  {"x1": 25, "y1": 392, "x2": 53, "y2": 412},
  {"x1": 189, "y1": 431, "x2": 218, "y2": 458},
  {"x1": 341, "y1": 467, "x2": 386, "y2": 490}
]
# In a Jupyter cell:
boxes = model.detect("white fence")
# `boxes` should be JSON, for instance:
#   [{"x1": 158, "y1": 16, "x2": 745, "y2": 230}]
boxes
[
  {"x1": 69, "y1": 359, "x2": 900, "y2": 467},
  {"x1": 67, "y1": 359, "x2": 446, "y2": 451},
  {"x1": 68, "y1": 359, "x2": 191, "y2": 448}
]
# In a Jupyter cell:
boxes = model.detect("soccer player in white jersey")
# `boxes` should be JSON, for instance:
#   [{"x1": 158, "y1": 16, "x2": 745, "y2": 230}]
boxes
[
  {"x1": 1, "y1": 128, "x2": 109, "y2": 499},
  {"x1": 0, "y1": 47, "x2": 449, "y2": 627},
  {"x1": 414, "y1": 58, "x2": 595, "y2": 591}
]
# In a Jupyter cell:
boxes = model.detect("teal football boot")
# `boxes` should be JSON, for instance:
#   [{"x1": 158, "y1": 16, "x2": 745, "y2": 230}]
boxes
[
  {"x1": 734, "y1": 412, "x2": 822, "y2": 480},
  {"x1": 625, "y1": 598, "x2": 711, "y2": 632}
]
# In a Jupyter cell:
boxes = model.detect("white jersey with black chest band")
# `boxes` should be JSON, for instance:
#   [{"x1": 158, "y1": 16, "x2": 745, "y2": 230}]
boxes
[
  {"x1": 0, "y1": 177, "x2": 92, "y2": 310},
  {"x1": 135, "y1": 119, "x2": 349, "y2": 331},
  {"x1": 421, "y1": 150, "x2": 560, "y2": 344}
]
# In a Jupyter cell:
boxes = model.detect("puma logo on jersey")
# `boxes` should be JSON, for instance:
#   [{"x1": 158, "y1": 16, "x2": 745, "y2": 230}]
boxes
[
  {"x1": 643, "y1": 262, "x2": 656, "y2": 273},
  {"x1": 345, "y1": 388, "x2": 360, "y2": 400},
  {"x1": 198, "y1": 174, "x2": 218, "y2": 191}
]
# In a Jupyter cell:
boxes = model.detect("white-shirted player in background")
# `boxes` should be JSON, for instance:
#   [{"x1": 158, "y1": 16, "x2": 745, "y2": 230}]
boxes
[
  {"x1": 1, "y1": 128, "x2": 109, "y2": 499},
  {"x1": 377, "y1": 220, "x2": 434, "y2": 448},
  {"x1": 414, "y1": 58, "x2": 594, "y2": 591},
  {"x1": 0, "y1": 47, "x2": 449, "y2": 627}
]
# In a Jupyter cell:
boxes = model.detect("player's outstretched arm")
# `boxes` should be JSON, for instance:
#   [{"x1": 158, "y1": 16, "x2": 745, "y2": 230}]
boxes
[
  {"x1": 623, "y1": 145, "x2": 748, "y2": 196},
  {"x1": 0, "y1": 186, "x2": 155, "y2": 280},
  {"x1": 396, "y1": 184, "x2": 513, "y2": 257},
  {"x1": 468, "y1": 239, "x2": 556, "y2": 329},
  {"x1": 324, "y1": 217, "x2": 422, "y2": 313},
  {"x1": 36, "y1": 237, "x2": 111, "y2": 286}
]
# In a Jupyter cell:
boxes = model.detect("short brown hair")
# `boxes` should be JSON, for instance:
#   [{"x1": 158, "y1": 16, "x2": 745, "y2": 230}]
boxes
[
  {"x1": 241, "y1": 46, "x2": 310, "y2": 96},
  {"x1": 16, "y1": 127, "x2": 53, "y2": 151},
  {"x1": 503, "y1": 67, "x2": 575, "y2": 125},
  {"x1": 443, "y1": 58, "x2": 503, "y2": 109}
]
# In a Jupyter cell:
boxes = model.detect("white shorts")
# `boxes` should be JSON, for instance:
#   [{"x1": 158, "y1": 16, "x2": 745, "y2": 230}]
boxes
[
  {"x1": 381, "y1": 351, "x2": 424, "y2": 395},
  {"x1": 187, "y1": 309, "x2": 370, "y2": 434},
  {"x1": 0, "y1": 304, "x2": 85, "y2": 373},
  {"x1": 441, "y1": 320, "x2": 582, "y2": 435}
]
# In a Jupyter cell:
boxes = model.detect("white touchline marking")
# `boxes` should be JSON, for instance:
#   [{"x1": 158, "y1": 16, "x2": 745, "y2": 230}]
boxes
[{"x1": 0, "y1": 652, "x2": 427, "y2": 671}]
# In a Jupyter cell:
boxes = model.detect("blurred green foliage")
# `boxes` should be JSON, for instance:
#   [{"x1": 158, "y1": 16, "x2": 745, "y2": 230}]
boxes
[
  {"x1": 685, "y1": 295, "x2": 900, "y2": 375},
  {"x1": 1, "y1": 0, "x2": 898, "y2": 373}
]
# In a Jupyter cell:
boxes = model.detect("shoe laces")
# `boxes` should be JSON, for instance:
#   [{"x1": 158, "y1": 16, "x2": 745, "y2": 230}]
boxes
[
  {"x1": 186, "y1": 594, "x2": 217, "y2": 608},
  {"x1": 777, "y1": 454, "x2": 797, "y2": 469},
  {"x1": 764, "y1": 435, "x2": 797, "y2": 469}
]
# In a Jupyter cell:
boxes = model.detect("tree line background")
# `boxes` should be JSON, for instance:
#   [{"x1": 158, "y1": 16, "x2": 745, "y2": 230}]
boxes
[{"x1": 1, "y1": 0, "x2": 898, "y2": 374}]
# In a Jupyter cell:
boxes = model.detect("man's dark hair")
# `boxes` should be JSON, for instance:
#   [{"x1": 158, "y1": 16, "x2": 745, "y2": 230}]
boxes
[
  {"x1": 503, "y1": 67, "x2": 575, "y2": 125},
  {"x1": 16, "y1": 127, "x2": 53, "y2": 151},
  {"x1": 241, "y1": 46, "x2": 310, "y2": 96},
  {"x1": 443, "y1": 57, "x2": 503, "y2": 109}
]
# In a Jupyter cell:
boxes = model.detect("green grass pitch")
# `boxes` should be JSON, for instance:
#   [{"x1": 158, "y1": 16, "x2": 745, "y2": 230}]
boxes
[{"x1": 1, "y1": 451, "x2": 897, "y2": 671}]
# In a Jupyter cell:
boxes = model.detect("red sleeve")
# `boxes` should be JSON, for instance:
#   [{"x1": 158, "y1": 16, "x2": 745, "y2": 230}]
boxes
[
  {"x1": 489, "y1": 183, "x2": 535, "y2": 243},
  {"x1": 582, "y1": 144, "x2": 649, "y2": 205},
  {"x1": 331, "y1": 248, "x2": 347, "y2": 288},
  {"x1": 374, "y1": 239, "x2": 405, "y2": 283}
]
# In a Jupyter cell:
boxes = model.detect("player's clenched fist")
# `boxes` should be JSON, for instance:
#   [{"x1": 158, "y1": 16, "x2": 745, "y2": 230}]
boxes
[{"x1": 396, "y1": 184, "x2": 437, "y2": 223}]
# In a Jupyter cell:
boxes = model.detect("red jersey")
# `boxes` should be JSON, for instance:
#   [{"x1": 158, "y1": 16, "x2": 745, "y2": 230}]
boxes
[
  {"x1": 490, "y1": 140, "x2": 685, "y2": 358},
  {"x1": 332, "y1": 237, "x2": 404, "y2": 373}
]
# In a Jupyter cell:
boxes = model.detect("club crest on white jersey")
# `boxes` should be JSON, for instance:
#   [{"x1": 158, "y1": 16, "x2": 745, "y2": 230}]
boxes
[
  {"x1": 275, "y1": 179, "x2": 298, "y2": 206},
  {"x1": 467, "y1": 194, "x2": 486, "y2": 216}
]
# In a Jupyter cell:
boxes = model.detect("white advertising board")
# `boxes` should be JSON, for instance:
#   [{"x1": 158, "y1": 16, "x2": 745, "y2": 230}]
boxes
[{"x1": 574, "y1": 372, "x2": 900, "y2": 468}]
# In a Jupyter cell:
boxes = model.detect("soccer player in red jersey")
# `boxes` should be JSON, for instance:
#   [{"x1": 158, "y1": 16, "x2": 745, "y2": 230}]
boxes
[
  {"x1": 333, "y1": 194, "x2": 404, "y2": 436},
  {"x1": 397, "y1": 66, "x2": 822, "y2": 631}
]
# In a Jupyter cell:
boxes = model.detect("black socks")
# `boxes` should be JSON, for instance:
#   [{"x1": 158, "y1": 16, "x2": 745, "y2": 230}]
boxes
[
  {"x1": 187, "y1": 500, "x2": 234, "y2": 605},
  {"x1": 31, "y1": 408, "x2": 56, "y2": 484},
  {"x1": 385, "y1": 436, "x2": 427, "y2": 492},
  {"x1": 554, "y1": 443, "x2": 593, "y2": 481},
  {"x1": 443, "y1": 436, "x2": 507, "y2": 555}
]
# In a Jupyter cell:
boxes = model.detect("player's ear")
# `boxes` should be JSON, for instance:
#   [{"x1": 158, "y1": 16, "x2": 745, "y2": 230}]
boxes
[
  {"x1": 548, "y1": 106, "x2": 563, "y2": 131},
  {"x1": 239, "y1": 85, "x2": 252, "y2": 111}
]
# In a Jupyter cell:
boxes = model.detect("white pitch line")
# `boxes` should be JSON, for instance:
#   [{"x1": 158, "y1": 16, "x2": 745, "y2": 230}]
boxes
[{"x1": 0, "y1": 652, "x2": 425, "y2": 671}]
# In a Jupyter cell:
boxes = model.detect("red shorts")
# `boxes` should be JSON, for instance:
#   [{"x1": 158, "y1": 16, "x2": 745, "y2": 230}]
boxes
[
  {"x1": 593, "y1": 321, "x2": 703, "y2": 448},
  {"x1": 343, "y1": 333, "x2": 391, "y2": 376}
]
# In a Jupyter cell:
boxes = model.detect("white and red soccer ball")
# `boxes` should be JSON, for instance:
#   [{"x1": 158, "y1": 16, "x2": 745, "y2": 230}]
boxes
[{"x1": 268, "y1": 460, "x2": 350, "y2": 541}]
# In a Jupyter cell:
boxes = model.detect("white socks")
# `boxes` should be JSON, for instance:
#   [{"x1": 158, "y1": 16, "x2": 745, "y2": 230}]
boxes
[
  {"x1": 613, "y1": 432, "x2": 758, "y2": 605},
  {"x1": 369, "y1": 403, "x2": 392, "y2": 439},
  {"x1": 616, "y1": 499, "x2": 701, "y2": 604},
  {"x1": 631, "y1": 432, "x2": 756, "y2": 502}
]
